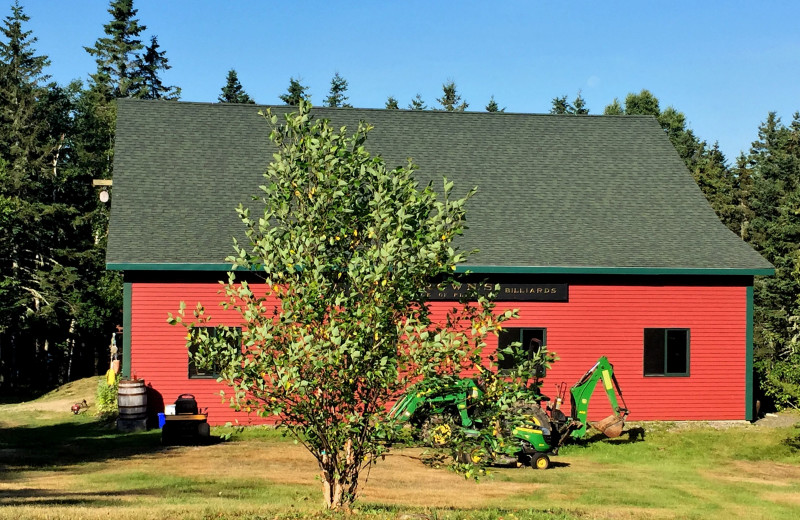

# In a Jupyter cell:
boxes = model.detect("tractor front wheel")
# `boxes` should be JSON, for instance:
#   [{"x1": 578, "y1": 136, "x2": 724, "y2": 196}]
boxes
[{"x1": 531, "y1": 453, "x2": 550, "y2": 470}]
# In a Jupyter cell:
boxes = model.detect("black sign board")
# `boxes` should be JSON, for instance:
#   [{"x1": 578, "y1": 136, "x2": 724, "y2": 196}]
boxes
[{"x1": 427, "y1": 283, "x2": 568, "y2": 302}]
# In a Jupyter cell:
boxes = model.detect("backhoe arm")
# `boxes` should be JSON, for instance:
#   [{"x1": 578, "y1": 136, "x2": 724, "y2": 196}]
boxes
[{"x1": 569, "y1": 356, "x2": 629, "y2": 438}]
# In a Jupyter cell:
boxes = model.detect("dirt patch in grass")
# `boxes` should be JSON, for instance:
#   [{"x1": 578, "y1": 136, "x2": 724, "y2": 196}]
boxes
[
  {"x1": 754, "y1": 411, "x2": 800, "y2": 429},
  {"x1": 701, "y1": 460, "x2": 800, "y2": 488}
]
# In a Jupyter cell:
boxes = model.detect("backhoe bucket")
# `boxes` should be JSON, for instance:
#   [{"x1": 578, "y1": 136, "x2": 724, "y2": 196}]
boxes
[{"x1": 590, "y1": 414, "x2": 625, "y2": 438}]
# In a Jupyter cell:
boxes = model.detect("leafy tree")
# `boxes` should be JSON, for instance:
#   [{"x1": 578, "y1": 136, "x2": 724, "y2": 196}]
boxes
[
  {"x1": 436, "y1": 80, "x2": 468, "y2": 111},
  {"x1": 279, "y1": 76, "x2": 308, "y2": 105},
  {"x1": 384, "y1": 96, "x2": 399, "y2": 110},
  {"x1": 84, "y1": 0, "x2": 146, "y2": 98},
  {"x1": 170, "y1": 101, "x2": 516, "y2": 509},
  {"x1": 218, "y1": 69, "x2": 254, "y2": 104},
  {"x1": 323, "y1": 72, "x2": 351, "y2": 108},
  {"x1": 132, "y1": 35, "x2": 180, "y2": 100},
  {"x1": 408, "y1": 93, "x2": 426, "y2": 110},
  {"x1": 485, "y1": 95, "x2": 504, "y2": 113}
]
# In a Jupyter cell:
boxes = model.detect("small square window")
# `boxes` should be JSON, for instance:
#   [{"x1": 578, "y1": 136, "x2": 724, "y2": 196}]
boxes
[
  {"x1": 643, "y1": 328, "x2": 689, "y2": 376},
  {"x1": 188, "y1": 326, "x2": 241, "y2": 379},
  {"x1": 497, "y1": 327, "x2": 546, "y2": 376}
]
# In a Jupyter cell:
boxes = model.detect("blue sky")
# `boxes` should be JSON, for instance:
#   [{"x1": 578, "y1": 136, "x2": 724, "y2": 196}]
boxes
[{"x1": 20, "y1": 0, "x2": 800, "y2": 162}]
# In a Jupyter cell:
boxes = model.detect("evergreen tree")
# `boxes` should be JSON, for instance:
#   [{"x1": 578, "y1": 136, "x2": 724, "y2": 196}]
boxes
[
  {"x1": 743, "y1": 113, "x2": 800, "y2": 409},
  {"x1": 0, "y1": 0, "x2": 49, "y2": 179},
  {"x1": 603, "y1": 98, "x2": 624, "y2": 115},
  {"x1": 84, "y1": 0, "x2": 146, "y2": 98},
  {"x1": 572, "y1": 90, "x2": 588, "y2": 115},
  {"x1": 551, "y1": 91, "x2": 588, "y2": 115},
  {"x1": 279, "y1": 77, "x2": 308, "y2": 106},
  {"x1": 384, "y1": 96, "x2": 399, "y2": 110},
  {"x1": 408, "y1": 93, "x2": 426, "y2": 110},
  {"x1": 132, "y1": 35, "x2": 180, "y2": 100},
  {"x1": 0, "y1": 3, "x2": 117, "y2": 387},
  {"x1": 623, "y1": 89, "x2": 660, "y2": 116},
  {"x1": 485, "y1": 95, "x2": 505, "y2": 113},
  {"x1": 436, "y1": 80, "x2": 468, "y2": 111},
  {"x1": 323, "y1": 72, "x2": 351, "y2": 108},
  {"x1": 218, "y1": 69, "x2": 254, "y2": 104},
  {"x1": 550, "y1": 95, "x2": 571, "y2": 114}
]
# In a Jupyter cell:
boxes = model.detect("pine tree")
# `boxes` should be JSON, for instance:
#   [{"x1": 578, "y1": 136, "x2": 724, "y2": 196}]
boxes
[
  {"x1": 408, "y1": 93, "x2": 426, "y2": 110},
  {"x1": 743, "y1": 112, "x2": 800, "y2": 407},
  {"x1": 279, "y1": 77, "x2": 308, "y2": 106},
  {"x1": 0, "y1": 3, "x2": 113, "y2": 387},
  {"x1": 218, "y1": 69, "x2": 254, "y2": 104},
  {"x1": 603, "y1": 98, "x2": 624, "y2": 115},
  {"x1": 550, "y1": 95, "x2": 571, "y2": 114},
  {"x1": 84, "y1": 0, "x2": 146, "y2": 98},
  {"x1": 551, "y1": 91, "x2": 587, "y2": 115},
  {"x1": 485, "y1": 95, "x2": 505, "y2": 113},
  {"x1": 323, "y1": 72, "x2": 351, "y2": 108},
  {"x1": 132, "y1": 35, "x2": 180, "y2": 100},
  {"x1": 623, "y1": 89, "x2": 660, "y2": 116},
  {"x1": 384, "y1": 96, "x2": 399, "y2": 110},
  {"x1": 0, "y1": 0, "x2": 50, "y2": 180},
  {"x1": 436, "y1": 81, "x2": 468, "y2": 111},
  {"x1": 572, "y1": 90, "x2": 588, "y2": 115}
]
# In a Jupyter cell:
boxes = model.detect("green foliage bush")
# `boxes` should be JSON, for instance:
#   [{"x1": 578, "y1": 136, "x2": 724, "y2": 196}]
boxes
[{"x1": 95, "y1": 378, "x2": 118, "y2": 417}]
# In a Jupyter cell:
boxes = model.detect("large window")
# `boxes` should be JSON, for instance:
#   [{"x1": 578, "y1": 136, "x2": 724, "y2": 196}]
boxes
[
  {"x1": 188, "y1": 326, "x2": 241, "y2": 379},
  {"x1": 643, "y1": 328, "x2": 689, "y2": 376},
  {"x1": 497, "y1": 327, "x2": 546, "y2": 374}
]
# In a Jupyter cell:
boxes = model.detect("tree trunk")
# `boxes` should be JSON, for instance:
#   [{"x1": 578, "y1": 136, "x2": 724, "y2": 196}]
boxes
[{"x1": 319, "y1": 439, "x2": 361, "y2": 510}]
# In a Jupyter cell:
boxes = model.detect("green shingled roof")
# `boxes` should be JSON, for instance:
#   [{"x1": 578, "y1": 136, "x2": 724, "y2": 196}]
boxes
[{"x1": 107, "y1": 99, "x2": 772, "y2": 274}]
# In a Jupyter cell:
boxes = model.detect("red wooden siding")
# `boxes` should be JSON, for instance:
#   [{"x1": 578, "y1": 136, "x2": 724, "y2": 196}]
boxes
[{"x1": 130, "y1": 282, "x2": 747, "y2": 425}]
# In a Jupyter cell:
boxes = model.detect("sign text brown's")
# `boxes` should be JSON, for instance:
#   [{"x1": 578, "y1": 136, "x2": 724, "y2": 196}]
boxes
[{"x1": 427, "y1": 283, "x2": 569, "y2": 302}]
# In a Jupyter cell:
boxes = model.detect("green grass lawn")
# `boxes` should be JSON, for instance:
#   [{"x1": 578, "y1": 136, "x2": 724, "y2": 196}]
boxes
[{"x1": 1, "y1": 379, "x2": 799, "y2": 519}]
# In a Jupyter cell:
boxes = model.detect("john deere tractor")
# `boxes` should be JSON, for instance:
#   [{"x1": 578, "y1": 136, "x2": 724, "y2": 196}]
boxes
[{"x1": 389, "y1": 356, "x2": 629, "y2": 469}]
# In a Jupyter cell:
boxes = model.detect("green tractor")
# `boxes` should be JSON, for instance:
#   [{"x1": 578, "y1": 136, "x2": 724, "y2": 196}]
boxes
[{"x1": 389, "y1": 356, "x2": 629, "y2": 469}]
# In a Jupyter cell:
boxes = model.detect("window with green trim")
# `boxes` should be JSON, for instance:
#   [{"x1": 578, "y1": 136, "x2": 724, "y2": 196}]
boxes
[
  {"x1": 643, "y1": 328, "x2": 689, "y2": 376},
  {"x1": 188, "y1": 326, "x2": 241, "y2": 379},
  {"x1": 497, "y1": 327, "x2": 546, "y2": 375}
]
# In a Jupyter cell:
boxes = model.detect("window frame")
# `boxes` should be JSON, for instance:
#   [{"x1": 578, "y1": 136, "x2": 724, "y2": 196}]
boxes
[
  {"x1": 496, "y1": 327, "x2": 547, "y2": 373},
  {"x1": 188, "y1": 326, "x2": 242, "y2": 380},
  {"x1": 643, "y1": 327, "x2": 690, "y2": 377}
]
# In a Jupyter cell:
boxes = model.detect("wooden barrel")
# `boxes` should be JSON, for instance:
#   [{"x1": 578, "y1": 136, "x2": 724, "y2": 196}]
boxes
[{"x1": 118, "y1": 379, "x2": 147, "y2": 420}]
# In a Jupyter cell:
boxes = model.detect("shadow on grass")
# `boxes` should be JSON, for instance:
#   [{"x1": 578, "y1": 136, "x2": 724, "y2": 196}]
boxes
[
  {"x1": 0, "y1": 487, "x2": 158, "y2": 507},
  {"x1": 0, "y1": 418, "x2": 165, "y2": 479}
]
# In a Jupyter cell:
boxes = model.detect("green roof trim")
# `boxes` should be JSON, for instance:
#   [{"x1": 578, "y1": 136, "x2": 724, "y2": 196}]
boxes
[
  {"x1": 108, "y1": 263, "x2": 236, "y2": 271},
  {"x1": 107, "y1": 100, "x2": 773, "y2": 274},
  {"x1": 455, "y1": 265, "x2": 775, "y2": 276},
  {"x1": 107, "y1": 262, "x2": 774, "y2": 276}
]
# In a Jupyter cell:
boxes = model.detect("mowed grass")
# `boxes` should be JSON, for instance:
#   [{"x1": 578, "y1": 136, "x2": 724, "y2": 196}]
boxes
[{"x1": 1, "y1": 378, "x2": 799, "y2": 520}]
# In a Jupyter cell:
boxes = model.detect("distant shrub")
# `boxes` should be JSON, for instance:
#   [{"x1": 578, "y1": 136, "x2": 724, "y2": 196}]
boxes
[{"x1": 95, "y1": 378, "x2": 118, "y2": 418}]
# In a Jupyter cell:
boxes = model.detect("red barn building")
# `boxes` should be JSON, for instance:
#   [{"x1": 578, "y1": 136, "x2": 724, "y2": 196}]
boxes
[{"x1": 107, "y1": 100, "x2": 773, "y2": 425}]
